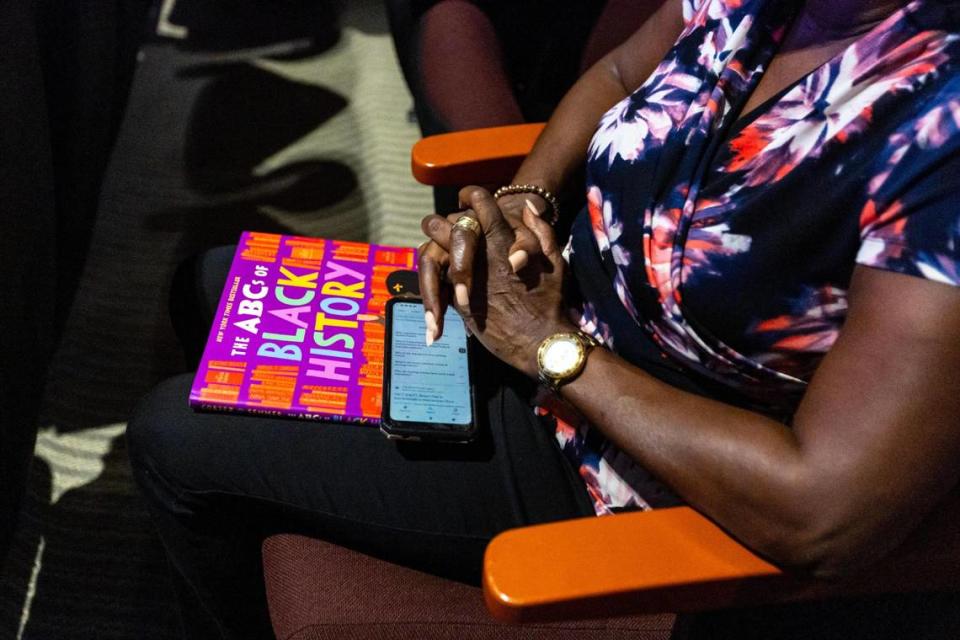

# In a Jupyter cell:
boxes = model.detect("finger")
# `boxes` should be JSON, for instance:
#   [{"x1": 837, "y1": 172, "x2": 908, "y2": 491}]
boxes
[
  {"x1": 417, "y1": 241, "x2": 449, "y2": 345},
  {"x1": 523, "y1": 199, "x2": 554, "y2": 255},
  {"x1": 421, "y1": 214, "x2": 454, "y2": 252},
  {"x1": 506, "y1": 229, "x2": 540, "y2": 273},
  {"x1": 460, "y1": 186, "x2": 509, "y2": 239},
  {"x1": 522, "y1": 204, "x2": 563, "y2": 269},
  {"x1": 497, "y1": 198, "x2": 541, "y2": 273},
  {"x1": 448, "y1": 213, "x2": 480, "y2": 310}
]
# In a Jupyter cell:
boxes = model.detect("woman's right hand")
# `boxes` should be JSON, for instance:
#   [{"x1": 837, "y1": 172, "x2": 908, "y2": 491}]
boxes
[
  {"x1": 417, "y1": 189, "x2": 555, "y2": 342},
  {"x1": 494, "y1": 192, "x2": 552, "y2": 272}
]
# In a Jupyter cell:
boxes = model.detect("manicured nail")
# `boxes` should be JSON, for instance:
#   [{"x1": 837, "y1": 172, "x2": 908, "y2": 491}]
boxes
[
  {"x1": 524, "y1": 198, "x2": 541, "y2": 217},
  {"x1": 455, "y1": 283, "x2": 470, "y2": 307},
  {"x1": 424, "y1": 311, "x2": 437, "y2": 346},
  {"x1": 508, "y1": 250, "x2": 529, "y2": 272}
]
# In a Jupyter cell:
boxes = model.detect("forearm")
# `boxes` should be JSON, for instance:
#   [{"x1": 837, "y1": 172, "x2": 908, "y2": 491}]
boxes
[
  {"x1": 560, "y1": 349, "x2": 816, "y2": 565},
  {"x1": 498, "y1": 307, "x2": 818, "y2": 565},
  {"x1": 509, "y1": 59, "x2": 629, "y2": 195},
  {"x1": 508, "y1": 0, "x2": 683, "y2": 198},
  {"x1": 556, "y1": 326, "x2": 960, "y2": 579}
]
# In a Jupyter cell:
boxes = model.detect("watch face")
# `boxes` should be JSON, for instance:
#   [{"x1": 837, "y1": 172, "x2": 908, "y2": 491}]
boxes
[{"x1": 542, "y1": 336, "x2": 582, "y2": 377}]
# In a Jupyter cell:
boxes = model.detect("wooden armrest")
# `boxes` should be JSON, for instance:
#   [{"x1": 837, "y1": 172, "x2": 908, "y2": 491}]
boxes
[
  {"x1": 483, "y1": 504, "x2": 960, "y2": 623},
  {"x1": 411, "y1": 123, "x2": 545, "y2": 186}
]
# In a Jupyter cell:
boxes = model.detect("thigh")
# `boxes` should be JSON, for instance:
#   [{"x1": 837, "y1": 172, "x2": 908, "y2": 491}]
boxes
[{"x1": 128, "y1": 367, "x2": 593, "y2": 579}]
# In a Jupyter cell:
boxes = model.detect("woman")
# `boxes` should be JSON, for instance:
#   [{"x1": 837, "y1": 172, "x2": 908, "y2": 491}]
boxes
[{"x1": 128, "y1": 0, "x2": 960, "y2": 637}]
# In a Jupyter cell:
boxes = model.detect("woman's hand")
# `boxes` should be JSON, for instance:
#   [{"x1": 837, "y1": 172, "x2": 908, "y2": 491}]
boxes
[
  {"x1": 418, "y1": 186, "x2": 577, "y2": 376},
  {"x1": 492, "y1": 192, "x2": 552, "y2": 272},
  {"x1": 417, "y1": 191, "x2": 556, "y2": 344}
]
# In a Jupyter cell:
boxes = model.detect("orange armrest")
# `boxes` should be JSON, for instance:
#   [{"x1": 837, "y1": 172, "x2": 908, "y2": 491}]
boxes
[
  {"x1": 411, "y1": 123, "x2": 545, "y2": 186},
  {"x1": 483, "y1": 506, "x2": 781, "y2": 623},
  {"x1": 482, "y1": 504, "x2": 960, "y2": 623}
]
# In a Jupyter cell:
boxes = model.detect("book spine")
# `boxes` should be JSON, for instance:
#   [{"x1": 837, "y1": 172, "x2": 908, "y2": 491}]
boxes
[
  {"x1": 190, "y1": 400, "x2": 377, "y2": 425},
  {"x1": 190, "y1": 401, "x2": 287, "y2": 420}
]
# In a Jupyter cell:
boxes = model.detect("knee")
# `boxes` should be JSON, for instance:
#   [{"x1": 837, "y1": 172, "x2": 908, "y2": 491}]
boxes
[{"x1": 126, "y1": 374, "x2": 196, "y2": 496}]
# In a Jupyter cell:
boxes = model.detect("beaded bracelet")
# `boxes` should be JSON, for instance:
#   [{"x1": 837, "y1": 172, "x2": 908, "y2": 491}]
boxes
[{"x1": 492, "y1": 184, "x2": 560, "y2": 226}]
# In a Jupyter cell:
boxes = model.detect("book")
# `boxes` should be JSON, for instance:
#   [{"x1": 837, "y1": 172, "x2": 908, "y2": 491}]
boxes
[{"x1": 189, "y1": 231, "x2": 418, "y2": 424}]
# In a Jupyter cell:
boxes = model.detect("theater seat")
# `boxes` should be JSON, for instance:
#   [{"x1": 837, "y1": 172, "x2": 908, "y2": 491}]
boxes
[{"x1": 261, "y1": 534, "x2": 675, "y2": 640}]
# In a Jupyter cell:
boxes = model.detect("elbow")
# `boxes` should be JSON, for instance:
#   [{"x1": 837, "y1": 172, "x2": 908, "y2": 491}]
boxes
[
  {"x1": 765, "y1": 532, "x2": 857, "y2": 581},
  {"x1": 756, "y1": 513, "x2": 887, "y2": 581}
]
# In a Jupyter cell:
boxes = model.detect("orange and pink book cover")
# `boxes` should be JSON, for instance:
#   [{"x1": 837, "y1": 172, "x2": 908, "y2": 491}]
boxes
[{"x1": 190, "y1": 232, "x2": 417, "y2": 424}]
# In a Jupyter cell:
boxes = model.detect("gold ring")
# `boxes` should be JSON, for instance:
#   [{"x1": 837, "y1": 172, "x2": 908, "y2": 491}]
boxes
[{"x1": 453, "y1": 215, "x2": 481, "y2": 236}]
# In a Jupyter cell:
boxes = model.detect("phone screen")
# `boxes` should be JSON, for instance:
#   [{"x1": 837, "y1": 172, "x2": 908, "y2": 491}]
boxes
[{"x1": 387, "y1": 300, "x2": 472, "y2": 427}]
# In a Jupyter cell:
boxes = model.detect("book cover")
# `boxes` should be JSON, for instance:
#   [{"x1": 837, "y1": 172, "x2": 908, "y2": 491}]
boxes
[{"x1": 189, "y1": 231, "x2": 418, "y2": 424}]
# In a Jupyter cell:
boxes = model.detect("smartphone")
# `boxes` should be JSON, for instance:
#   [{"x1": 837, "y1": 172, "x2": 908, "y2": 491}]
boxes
[{"x1": 381, "y1": 298, "x2": 477, "y2": 442}]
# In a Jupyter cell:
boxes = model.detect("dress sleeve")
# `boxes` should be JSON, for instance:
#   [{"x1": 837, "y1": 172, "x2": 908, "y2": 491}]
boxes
[
  {"x1": 684, "y1": 0, "x2": 748, "y2": 27},
  {"x1": 856, "y1": 123, "x2": 960, "y2": 287},
  {"x1": 682, "y1": 0, "x2": 708, "y2": 26}
]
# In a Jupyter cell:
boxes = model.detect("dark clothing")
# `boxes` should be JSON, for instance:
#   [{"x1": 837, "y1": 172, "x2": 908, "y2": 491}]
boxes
[{"x1": 129, "y1": 373, "x2": 594, "y2": 638}]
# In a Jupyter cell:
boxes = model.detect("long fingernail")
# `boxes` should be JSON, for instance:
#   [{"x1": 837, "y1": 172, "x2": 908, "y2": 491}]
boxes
[
  {"x1": 524, "y1": 198, "x2": 541, "y2": 217},
  {"x1": 424, "y1": 311, "x2": 437, "y2": 346},
  {"x1": 509, "y1": 250, "x2": 529, "y2": 272},
  {"x1": 455, "y1": 283, "x2": 470, "y2": 307}
]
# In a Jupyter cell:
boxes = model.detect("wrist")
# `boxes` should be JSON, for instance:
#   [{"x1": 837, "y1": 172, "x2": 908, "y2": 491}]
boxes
[
  {"x1": 533, "y1": 326, "x2": 600, "y2": 392},
  {"x1": 493, "y1": 184, "x2": 559, "y2": 224},
  {"x1": 495, "y1": 192, "x2": 547, "y2": 214},
  {"x1": 511, "y1": 175, "x2": 560, "y2": 195},
  {"x1": 518, "y1": 319, "x2": 580, "y2": 379}
]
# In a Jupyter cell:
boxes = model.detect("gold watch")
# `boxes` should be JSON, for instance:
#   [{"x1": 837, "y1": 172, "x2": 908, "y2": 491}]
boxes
[{"x1": 536, "y1": 331, "x2": 599, "y2": 392}]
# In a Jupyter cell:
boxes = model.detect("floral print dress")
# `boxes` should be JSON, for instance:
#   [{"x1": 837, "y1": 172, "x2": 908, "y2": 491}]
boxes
[{"x1": 557, "y1": 0, "x2": 960, "y2": 515}]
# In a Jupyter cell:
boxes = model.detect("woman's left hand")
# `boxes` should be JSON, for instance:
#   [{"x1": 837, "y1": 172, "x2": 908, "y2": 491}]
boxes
[{"x1": 420, "y1": 186, "x2": 578, "y2": 377}]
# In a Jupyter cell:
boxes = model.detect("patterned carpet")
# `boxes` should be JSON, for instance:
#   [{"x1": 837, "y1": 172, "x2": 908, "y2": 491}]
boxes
[{"x1": 0, "y1": 2, "x2": 433, "y2": 637}]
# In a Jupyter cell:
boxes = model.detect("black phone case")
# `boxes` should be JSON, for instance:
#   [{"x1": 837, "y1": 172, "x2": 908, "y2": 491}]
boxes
[{"x1": 380, "y1": 298, "x2": 479, "y2": 443}]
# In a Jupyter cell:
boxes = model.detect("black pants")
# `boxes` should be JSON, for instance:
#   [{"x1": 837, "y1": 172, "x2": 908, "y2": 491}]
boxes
[{"x1": 127, "y1": 248, "x2": 595, "y2": 639}]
